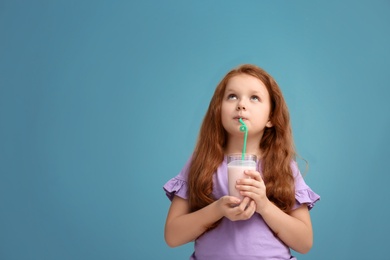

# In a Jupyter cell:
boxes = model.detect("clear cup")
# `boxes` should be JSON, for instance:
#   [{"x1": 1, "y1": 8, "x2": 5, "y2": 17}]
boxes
[{"x1": 227, "y1": 154, "x2": 257, "y2": 199}]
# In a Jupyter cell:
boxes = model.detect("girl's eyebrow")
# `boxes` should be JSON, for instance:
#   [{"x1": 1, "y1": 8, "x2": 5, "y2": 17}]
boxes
[
  {"x1": 251, "y1": 89, "x2": 266, "y2": 96},
  {"x1": 224, "y1": 87, "x2": 235, "y2": 92},
  {"x1": 252, "y1": 91, "x2": 263, "y2": 96}
]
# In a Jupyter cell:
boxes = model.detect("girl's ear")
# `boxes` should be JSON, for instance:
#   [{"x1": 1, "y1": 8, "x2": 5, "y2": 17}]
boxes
[{"x1": 266, "y1": 120, "x2": 273, "y2": 128}]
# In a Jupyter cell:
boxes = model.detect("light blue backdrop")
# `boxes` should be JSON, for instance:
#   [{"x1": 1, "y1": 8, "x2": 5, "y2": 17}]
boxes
[{"x1": 1, "y1": 1, "x2": 389, "y2": 259}]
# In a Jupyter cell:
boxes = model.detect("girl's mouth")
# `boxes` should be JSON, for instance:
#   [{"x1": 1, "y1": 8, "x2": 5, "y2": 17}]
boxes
[{"x1": 234, "y1": 117, "x2": 248, "y2": 123}]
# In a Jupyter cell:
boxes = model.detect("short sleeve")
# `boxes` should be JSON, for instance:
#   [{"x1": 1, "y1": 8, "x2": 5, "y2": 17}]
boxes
[
  {"x1": 163, "y1": 157, "x2": 191, "y2": 201},
  {"x1": 291, "y1": 161, "x2": 320, "y2": 210}
]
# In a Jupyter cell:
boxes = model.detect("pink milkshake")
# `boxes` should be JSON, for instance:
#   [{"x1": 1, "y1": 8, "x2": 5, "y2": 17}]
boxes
[{"x1": 227, "y1": 154, "x2": 257, "y2": 200}]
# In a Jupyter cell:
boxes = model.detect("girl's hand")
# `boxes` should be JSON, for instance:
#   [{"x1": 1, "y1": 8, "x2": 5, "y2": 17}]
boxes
[
  {"x1": 216, "y1": 196, "x2": 256, "y2": 221},
  {"x1": 236, "y1": 170, "x2": 269, "y2": 214}
]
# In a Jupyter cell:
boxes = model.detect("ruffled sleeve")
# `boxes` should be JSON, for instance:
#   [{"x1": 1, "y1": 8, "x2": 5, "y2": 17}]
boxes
[
  {"x1": 294, "y1": 188, "x2": 320, "y2": 210},
  {"x1": 163, "y1": 177, "x2": 188, "y2": 201},
  {"x1": 291, "y1": 161, "x2": 320, "y2": 210},
  {"x1": 163, "y1": 156, "x2": 192, "y2": 201}
]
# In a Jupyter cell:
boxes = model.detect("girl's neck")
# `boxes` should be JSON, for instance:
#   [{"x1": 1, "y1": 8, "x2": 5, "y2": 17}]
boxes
[{"x1": 224, "y1": 135, "x2": 263, "y2": 159}]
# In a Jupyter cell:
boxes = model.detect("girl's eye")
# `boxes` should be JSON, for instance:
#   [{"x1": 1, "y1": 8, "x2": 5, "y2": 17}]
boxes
[
  {"x1": 251, "y1": 95, "x2": 260, "y2": 102},
  {"x1": 227, "y1": 94, "x2": 237, "y2": 100}
]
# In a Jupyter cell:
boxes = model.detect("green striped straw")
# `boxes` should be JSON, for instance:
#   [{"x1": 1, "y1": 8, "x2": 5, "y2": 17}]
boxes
[{"x1": 238, "y1": 118, "x2": 248, "y2": 160}]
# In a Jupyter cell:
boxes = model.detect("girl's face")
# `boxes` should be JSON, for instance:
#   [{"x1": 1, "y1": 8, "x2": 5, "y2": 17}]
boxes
[{"x1": 221, "y1": 74, "x2": 273, "y2": 138}]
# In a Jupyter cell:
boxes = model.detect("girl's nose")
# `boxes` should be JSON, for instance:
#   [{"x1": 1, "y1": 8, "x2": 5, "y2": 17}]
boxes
[{"x1": 236, "y1": 104, "x2": 246, "y2": 111}]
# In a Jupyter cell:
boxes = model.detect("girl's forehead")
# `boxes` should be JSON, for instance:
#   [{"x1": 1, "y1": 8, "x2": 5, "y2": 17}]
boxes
[{"x1": 225, "y1": 74, "x2": 268, "y2": 93}]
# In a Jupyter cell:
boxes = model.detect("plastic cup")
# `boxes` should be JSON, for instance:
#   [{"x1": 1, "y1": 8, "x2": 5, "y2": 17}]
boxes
[{"x1": 227, "y1": 154, "x2": 257, "y2": 199}]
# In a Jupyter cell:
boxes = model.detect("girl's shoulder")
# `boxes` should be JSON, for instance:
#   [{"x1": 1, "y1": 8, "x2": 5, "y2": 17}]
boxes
[
  {"x1": 290, "y1": 160, "x2": 309, "y2": 190},
  {"x1": 177, "y1": 156, "x2": 193, "y2": 180}
]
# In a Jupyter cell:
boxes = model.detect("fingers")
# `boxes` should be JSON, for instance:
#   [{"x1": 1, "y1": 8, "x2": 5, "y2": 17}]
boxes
[
  {"x1": 236, "y1": 170, "x2": 264, "y2": 190},
  {"x1": 223, "y1": 196, "x2": 241, "y2": 206},
  {"x1": 236, "y1": 171, "x2": 267, "y2": 210},
  {"x1": 230, "y1": 197, "x2": 256, "y2": 220},
  {"x1": 220, "y1": 196, "x2": 257, "y2": 221},
  {"x1": 235, "y1": 197, "x2": 250, "y2": 211},
  {"x1": 236, "y1": 179, "x2": 262, "y2": 192},
  {"x1": 243, "y1": 170, "x2": 263, "y2": 182}
]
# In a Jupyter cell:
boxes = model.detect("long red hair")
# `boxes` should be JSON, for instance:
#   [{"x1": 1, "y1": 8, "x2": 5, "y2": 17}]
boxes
[{"x1": 188, "y1": 64, "x2": 296, "y2": 226}]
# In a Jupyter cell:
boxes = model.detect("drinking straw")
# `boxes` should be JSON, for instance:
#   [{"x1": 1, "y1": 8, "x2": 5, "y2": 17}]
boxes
[{"x1": 239, "y1": 118, "x2": 248, "y2": 160}]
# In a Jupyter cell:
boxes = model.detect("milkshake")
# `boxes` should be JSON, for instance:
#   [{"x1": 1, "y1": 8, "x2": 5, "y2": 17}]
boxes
[{"x1": 227, "y1": 154, "x2": 257, "y2": 200}]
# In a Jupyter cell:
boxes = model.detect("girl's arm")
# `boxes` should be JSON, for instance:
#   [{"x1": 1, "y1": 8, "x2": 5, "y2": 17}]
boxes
[
  {"x1": 164, "y1": 195, "x2": 256, "y2": 247},
  {"x1": 237, "y1": 170, "x2": 313, "y2": 254},
  {"x1": 260, "y1": 202, "x2": 313, "y2": 254}
]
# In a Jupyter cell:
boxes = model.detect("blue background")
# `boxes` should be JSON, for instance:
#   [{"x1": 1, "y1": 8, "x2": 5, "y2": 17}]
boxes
[{"x1": 1, "y1": 1, "x2": 389, "y2": 259}]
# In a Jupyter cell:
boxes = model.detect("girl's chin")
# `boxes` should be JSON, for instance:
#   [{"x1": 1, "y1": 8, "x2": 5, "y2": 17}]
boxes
[{"x1": 226, "y1": 131, "x2": 246, "y2": 138}]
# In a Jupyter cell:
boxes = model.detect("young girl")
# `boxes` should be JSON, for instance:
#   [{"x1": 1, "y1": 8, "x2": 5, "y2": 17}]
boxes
[{"x1": 163, "y1": 64, "x2": 320, "y2": 259}]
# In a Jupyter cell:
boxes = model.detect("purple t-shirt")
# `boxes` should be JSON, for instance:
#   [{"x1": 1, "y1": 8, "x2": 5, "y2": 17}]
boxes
[{"x1": 163, "y1": 156, "x2": 320, "y2": 260}]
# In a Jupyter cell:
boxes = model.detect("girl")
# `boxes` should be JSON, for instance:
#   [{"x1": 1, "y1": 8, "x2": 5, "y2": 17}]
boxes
[{"x1": 163, "y1": 64, "x2": 320, "y2": 259}]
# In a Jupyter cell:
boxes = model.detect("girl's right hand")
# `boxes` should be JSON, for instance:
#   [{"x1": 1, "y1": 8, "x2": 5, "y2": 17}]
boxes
[{"x1": 216, "y1": 196, "x2": 256, "y2": 221}]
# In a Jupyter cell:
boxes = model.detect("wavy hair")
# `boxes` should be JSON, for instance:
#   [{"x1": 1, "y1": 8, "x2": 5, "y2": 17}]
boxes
[{"x1": 187, "y1": 64, "x2": 296, "y2": 229}]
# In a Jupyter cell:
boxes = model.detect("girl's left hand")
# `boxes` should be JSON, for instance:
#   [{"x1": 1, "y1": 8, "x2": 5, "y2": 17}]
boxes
[{"x1": 236, "y1": 170, "x2": 269, "y2": 215}]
